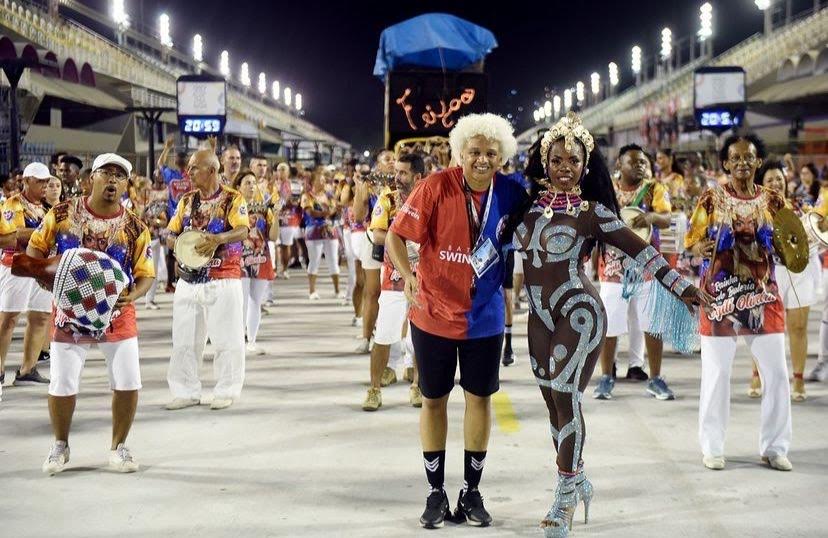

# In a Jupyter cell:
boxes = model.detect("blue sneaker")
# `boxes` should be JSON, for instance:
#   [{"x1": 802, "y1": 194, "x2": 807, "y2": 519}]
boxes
[
  {"x1": 646, "y1": 376, "x2": 675, "y2": 400},
  {"x1": 593, "y1": 374, "x2": 615, "y2": 400}
]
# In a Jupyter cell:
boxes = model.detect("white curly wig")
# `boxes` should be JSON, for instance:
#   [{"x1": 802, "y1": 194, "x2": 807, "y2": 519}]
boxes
[{"x1": 449, "y1": 113, "x2": 517, "y2": 166}]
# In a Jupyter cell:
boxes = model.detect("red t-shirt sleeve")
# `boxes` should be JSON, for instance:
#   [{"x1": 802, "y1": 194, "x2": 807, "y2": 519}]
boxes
[{"x1": 390, "y1": 180, "x2": 434, "y2": 244}]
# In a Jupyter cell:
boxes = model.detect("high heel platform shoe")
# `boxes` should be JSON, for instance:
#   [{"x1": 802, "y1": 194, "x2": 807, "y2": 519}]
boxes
[
  {"x1": 542, "y1": 471, "x2": 578, "y2": 538},
  {"x1": 575, "y1": 464, "x2": 594, "y2": 524}
]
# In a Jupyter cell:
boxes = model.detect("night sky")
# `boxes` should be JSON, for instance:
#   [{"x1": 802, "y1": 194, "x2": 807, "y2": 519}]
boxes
[{"x1": 76, "y1": 0, "x2": 810, "y2": 151}]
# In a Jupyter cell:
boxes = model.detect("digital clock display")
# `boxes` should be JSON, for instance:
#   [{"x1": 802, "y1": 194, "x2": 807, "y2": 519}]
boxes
[
  {"x1": 182, "y1": 117, "x2": 223, "y2": 133},
  {"x1": 699, "y1": 110, "x2": 739, "y2": 127}
]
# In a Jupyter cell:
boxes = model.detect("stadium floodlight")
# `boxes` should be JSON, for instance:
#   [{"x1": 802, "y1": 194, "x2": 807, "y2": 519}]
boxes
[
  {"x1": 608, "y1": 62, "x2": 619, "y2": 86},
  {"x1": 563, "y1": 89, "x2": 572, "y2": 110},
  {"x1": 219, "y1": 50, "x2": 230, "y2": 78},
  {"x1": 533, "y1": 109, "x2": 541, "y2": 122},
  {"x1": 576, "y1": 81, "x2": 585, "y2": 102},
  {"x1": 111, "y1": 0, "x2": 130, "y2": 29},
  {"x1": 295, "y1": 93, "x2": 302, "y2": 111},
  {"x1": 538, "y1": 106, "x2": 546, "y2": 120},
  {"x1": 544, "y1": 100, "x2": 552, "y2": 117},
  {"x1": 272, "y1": 80, "x2": 280, "y2": 100},
  {"x1": 240, "y1": 62, "x2": 250, "y2": 87},
  {"x1": 755, "y1": 0, "x2": 771, "y2": 9},
  {"x1": 159, "y1": 13, "x2": 173, "y2": 48},
  {"x1": 699, "y1": 3, "x2": 713, "y2": 41},
  {"x1": 284, "y1": 87, "x2": 292, "y2": 106},
  {"x1": 258, "y1": 72, "x2": 266, "y2": 95},
  {"x1": 590, "y1": 72, "x2": 600, "y2": 96},
  {"x1": 363, "y1": 150, "x2": 370, "y2": 158},
  {"x1": 553, "y1": 95, "x2": 561, "y2": 117},
  {"x1": 631, "y1": 45, "x2": 642, "y2": 74},
  {"x1": 661, "y1": 28, "x2": 672, "y2": 60},
  {"x1": 192, "y1": 34, "x2": 203, "y2": 62}
]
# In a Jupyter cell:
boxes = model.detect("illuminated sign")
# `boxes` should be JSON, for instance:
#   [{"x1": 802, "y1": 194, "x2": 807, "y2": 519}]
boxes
[
  {"x1": 693, "y1": 66, "x2": 745, "y2": 135},
  {"x1": 386, "y1": 72, "x2": 488, "y2": 148},
  {"x1": 176, "y1": 74, "x2": 227, "y2": 138}
]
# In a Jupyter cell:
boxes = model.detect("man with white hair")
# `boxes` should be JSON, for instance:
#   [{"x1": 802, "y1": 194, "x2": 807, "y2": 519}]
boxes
[{"x1": 386, "y1": 113, "x2": 527, "y2": 529}]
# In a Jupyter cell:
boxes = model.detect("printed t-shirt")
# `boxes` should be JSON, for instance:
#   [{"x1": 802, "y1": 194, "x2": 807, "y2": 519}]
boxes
[
  {"x1": 161, "y1": 166, "x2": 192, "y2": 217},
  {"x1": 28, "y1": 197, "x2": 155, "y2": 343},
  {"x1": 301, "y1": 191, "x2": 338, "y2": 240},
  {"x1": 389, "y1": 166, "x2": 527, "y2": 339},
  {"x1": 242, "y1": 194, "x2": 276, "y2": 281},
  {"x1": 278, "y1": 179, "x2": 304, "y2": 227},
  {"x1": 167, "y1": 185, "x2": 249, "y2": 282},
  {"x1": 370, "y1": 191, "x2": 421, "y2": 292},
  {"x1": 0, "y1": 193, "x2": 48, "y2": 266},
  {"x1": 599, "y1": 180, "x2": 671, "y2": 283}
]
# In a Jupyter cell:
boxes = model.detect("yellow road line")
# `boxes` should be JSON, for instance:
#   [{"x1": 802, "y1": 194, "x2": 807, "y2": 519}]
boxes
[{"x1": 492, "y1": 392, "x2": 520, "y2": 434}]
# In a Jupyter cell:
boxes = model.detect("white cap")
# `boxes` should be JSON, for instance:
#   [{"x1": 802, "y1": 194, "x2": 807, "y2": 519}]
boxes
[
  {"x1": 22, "y1": 162, "x2": 53, "y2": 180},
  {"x1": 91, "y1": 153, "x2": 132, "y2": 176}
]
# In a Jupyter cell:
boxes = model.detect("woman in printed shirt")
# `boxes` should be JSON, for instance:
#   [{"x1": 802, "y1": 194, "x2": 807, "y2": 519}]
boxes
[
  {"x1": 302, "y1": 166, "x2": 342, "y2": 300},
  {"x1": 685, "y1": 134, "x2": 794, "y2": 473},
  {"x1": 233, "y1": 169, "x2": 279, "y2": 354}
]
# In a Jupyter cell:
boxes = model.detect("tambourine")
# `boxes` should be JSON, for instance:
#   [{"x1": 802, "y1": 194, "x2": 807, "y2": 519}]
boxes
[
  {"x1": 620, "y1": 207, "x2": 653, "y2": 243},
  {"x1": 174, "y1": 230, "x2": 215, "y2": 270},
  {"x1": 772, "y1": 207, "x2": 809, "y2": 274},
  {"x1": 803, "y1": 211, "x2": 828, "y2": 249}
]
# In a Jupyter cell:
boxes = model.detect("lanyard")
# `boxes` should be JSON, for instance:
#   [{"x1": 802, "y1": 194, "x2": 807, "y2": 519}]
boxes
[{"x1": 463, "y1": 177, "x2": 494, "y2": 250}]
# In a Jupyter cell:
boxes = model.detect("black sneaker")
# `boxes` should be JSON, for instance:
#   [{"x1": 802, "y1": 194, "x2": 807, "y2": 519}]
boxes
[
  {"x1": 501, "y1": 349, "x2": 515, "y2": 367},
  {"x1": 420, "y1": 489, "x2": 451, "y2": 529},
  {"x1": 13, "y1": 367, "x2": 49, "y2": 386},
  {"x1": 612, "y1": 362, "x2": 617, "y2": 380},
  {"x1": 454, "y1": 488, "x2": 492, "y2": 527},
  {"x1": 37, "y1": 350, "x2": 50, "y2": 363},
  {"x1": 625, "y1": 366, "x2": 649, "y2": 381}
]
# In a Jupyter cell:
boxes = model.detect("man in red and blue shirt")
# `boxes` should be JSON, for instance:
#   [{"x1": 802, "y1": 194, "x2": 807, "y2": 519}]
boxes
[{"x1": 387, "y1": 114, "x2": 527, "y2": 529}]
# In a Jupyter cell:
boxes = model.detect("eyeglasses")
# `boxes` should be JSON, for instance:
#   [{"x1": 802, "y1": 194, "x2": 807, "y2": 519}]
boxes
[
  {"x1": 95, "y1": 169, "x2": 128, "y2": 181},
  {"x1": 727, "y1": 155, "x2": 758, "y2": 165}
]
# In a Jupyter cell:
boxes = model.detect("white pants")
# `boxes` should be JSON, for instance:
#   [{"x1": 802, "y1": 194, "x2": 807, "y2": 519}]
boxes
[
  {"x1": 616, "y1": 308, "x2": 645, "y2": 369},
  {"x1": 699, "y1": 333, "x2": 792, "y2": 458},
  {"x1": 146, "y1": 239, "x2": 163, "y2": 305},
  {"x1": 306, "y1": 239, "x2": 340, "y2": 276},
  {"x1": 241, "y1": 277, "x2": 270, "y2": 344},
  {"x1": 49, "y1": 337, "x2": 141, "y2": 396},
  {"x1": 600, "y1": 281, "x2": 652, "y2": 338},
  {"x1": 167, "y1": 279, "x2": 245, "y2": 400},
  {"x1": 342, "y1": 229, "x2": 357, "y2": 299},
  {"x1": 0, "y1": 266, "x2": 52, "y2": 313},
  {"x1": 374, "y1": 290, "x2": 409, "y2": 345}
]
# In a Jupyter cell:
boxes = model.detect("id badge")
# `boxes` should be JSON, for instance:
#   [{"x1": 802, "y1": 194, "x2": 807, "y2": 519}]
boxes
[{"x1": 470, "y1": 237, "x2": 498, "y2": 278}]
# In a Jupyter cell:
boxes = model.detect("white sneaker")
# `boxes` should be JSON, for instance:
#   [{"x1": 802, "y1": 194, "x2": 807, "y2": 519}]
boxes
[
  {"x1": 309, "y1": 292, "x2": 321, "y2": 300},
  {"x1": 211, "y1": 398, "x2": 233, "y2": 410},
  {"x1": 280, "y1": 271, "x2": 290, "y2": 280},
  {"x1": 109, "y1": 443, "x2": 139, "y2": 473},
  {"x1": 165, "y1": 398, "x2": 200, "y2": 410},
  {"x1": 146, "y1": 302, "x2": 160, "y2": 310},
  {"x1": 352, "y1": 317, "x2": 363, "y2": 328},
  {"x1": 42, "y1": 441, "x2": 70, "y2": 475},
  {"x1": 806, "y1": 361, "x2": 828, "y2": 382},
  {"x1": 246, "y1": 343, "x2": 266, "y2": 356},
  {"x1": 336, "y1": 291, "x2": 347, "y2": 300},
  {"x1": 702, "y1": 455, "x2": 725, "y2": 470},
  {"x1": 355, "y1": 338, "x2": 370, "y2": 354},
  {"x1": 762, "y1": 455, "x2": 793, "y2": 471}
]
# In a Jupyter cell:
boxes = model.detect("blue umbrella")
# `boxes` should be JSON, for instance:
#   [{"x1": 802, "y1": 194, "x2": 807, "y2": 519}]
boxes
[{"x1": 373, "y1": 13, "x2": 497, "y2": 79}]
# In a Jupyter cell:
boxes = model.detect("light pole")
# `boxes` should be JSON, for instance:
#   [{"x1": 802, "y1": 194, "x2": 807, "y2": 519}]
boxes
[
  {"x1": 219, "y1": 50, "x2": 230, "y2": 79},
  {"x1": 698, "y1": 3, "x2": 713, "y2": 59},
  {"x1": 608, "y1": 62, "x2": 619, "y2": 96},
  {"x1": 111, "y1": 0, "x2": 130, "y2": 46},
  {"x1": 272, "y1": 81, "x2": 280, "y2": 101},
  {"x1": 284, "y1": 87, "x2": 292, "y2": 107},
  {"x1": 576, "y1": 81, "x2": 585, "y2": 109},
  {"x1": 159, "y1": 13, "x2": 173, "y2": 48},
  {"x1": 755, "y1": 0, "x2": 773, "y2": 35},
  {"x1": 295, "y1": 93, "x2": 303, "y2": 112},
  {"x1": 544, "y1": 100, "x2": 552, "y2": 119},
  {"x1": 258, "y1": 72, "x2": 267, "y2": 96},
  {"x1": 552, "y1": 95, "x2": 561, "y2": 119},
  {"x1": 590, "y1": 72, "x2": 600, "y2": 104},
  {"x1": 661, "y1": 27, "x2": 673, "y2": 74},
  {"x1": 192, "y1": 34, "x2": 203, "y2": 64},
  {"x1": 240, "y1": 62, "x2": 251, "y2": 87},
  {"x1": 632, "y1": 45, "x2": 642, "y2": 85},
  {"x1": 563, "y1": 89, "x2": 572, "y2": 112}
]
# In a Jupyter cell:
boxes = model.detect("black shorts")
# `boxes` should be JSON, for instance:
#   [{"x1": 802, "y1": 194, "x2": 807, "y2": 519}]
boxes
[
  {"x1": 503, "y1": 250, "x2": 514, "y2": 289},
  {"x1": 411, "y1": 323, "x2": 504, "y2": 399}
]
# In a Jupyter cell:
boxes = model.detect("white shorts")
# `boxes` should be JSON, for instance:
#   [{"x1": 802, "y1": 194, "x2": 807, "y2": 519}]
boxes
[
  {"x1": 0, "y1": 266, "x2": 52, "y2": 313},
  {"x1": 513, "y1": 252, "x2": 523, "y2": 275},
  {"x1": 350, "y1": 230, "x2": 366, "y2": 265},
  {"x1": 359, "y1": 232, "x2": 383, "y2": 271},
  {"x1": 600, "y1": 280, "x2": 652, "y2": 338},
  {"x1": 374, "y1": 290, "x2": 409, "y2": 345},
  {"x1": 48, "y1": 337, "x2": 141, "y2": 396},
  {"x1": 279, "y1": 226, "x2": 301, "y2": 246},
  {"x1": 776, "y1": 253, "x2": 821, "y2": 309}
]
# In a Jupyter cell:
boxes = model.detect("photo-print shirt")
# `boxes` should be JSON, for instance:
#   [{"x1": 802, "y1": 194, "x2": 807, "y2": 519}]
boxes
[
  {"x1": 685, "y1": 184, "x2": 786, "y2": 336},
  {"x1": 161, "y1": 166, "x2": 192, "y2": 217},
  {"x1": 167, "y1": 185, "x2": 249, "y2": 282},
  {"x1": 278, "y1": 179, "x2": 304, "y2": 227},
  {"x1": 599, "y1": 180, "x2": 671, "y2": 283},
  {"x1": 301, "y1": 191, "x2": 339, "y2": 241},
  {"x1": 389, "y1": 167, "x2": 528, "y2": 339},
  {"x1": 0, "y1": 192, "x2": 48, "y2": 266},
  {"x1": 242, "y1": 195, "x2": 276, "y2": 281},
  {"x1": 370, "y1": 190, "x2": 419, "y2": 292},
  {"x1": 28, "y1": 197, "x2": 155, "y2": 343}
]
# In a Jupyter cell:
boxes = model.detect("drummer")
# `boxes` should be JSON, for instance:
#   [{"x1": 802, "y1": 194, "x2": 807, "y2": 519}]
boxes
[
  {"x1": 594, "y1": 144, "x2": 676, "y2": 401},
  {"x1": 165, "y1": 149, "x2": 249, "y2": 411},
  {"x1": 749, "y1": 160, "x2": 820, "y2": 402}
]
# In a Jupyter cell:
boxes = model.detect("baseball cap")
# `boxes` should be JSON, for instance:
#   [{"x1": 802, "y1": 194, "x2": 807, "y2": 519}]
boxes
[
  {"x1": 91, "y1": 153, "x2": 133, "y2": 176},
  {"x1": 22, "y1": 162, "x2": 53, "y2": 180}
]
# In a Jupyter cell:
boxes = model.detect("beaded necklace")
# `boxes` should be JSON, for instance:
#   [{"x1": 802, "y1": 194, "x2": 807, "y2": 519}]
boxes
[{"x1": 536, "y1": 188, "x2": 589, "y2": 219}]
